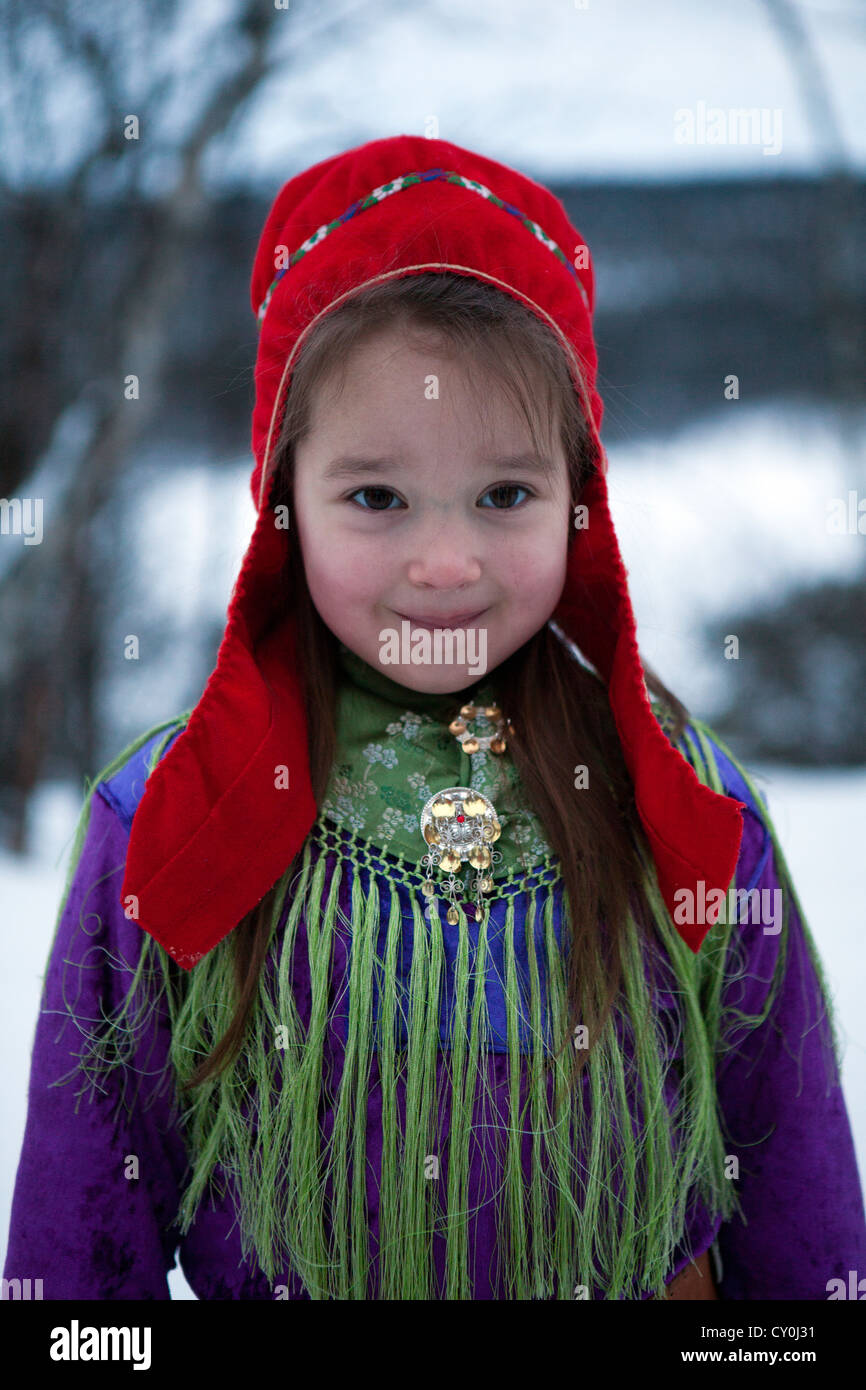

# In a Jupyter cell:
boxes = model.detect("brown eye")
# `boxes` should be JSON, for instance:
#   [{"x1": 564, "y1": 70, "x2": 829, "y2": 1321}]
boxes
[
  {"x1": 480, "y1": 484, "x2": 530, "y2": 509},
  {"x1": 349, "y1": 486, "x2": 401, "y2": 511}
]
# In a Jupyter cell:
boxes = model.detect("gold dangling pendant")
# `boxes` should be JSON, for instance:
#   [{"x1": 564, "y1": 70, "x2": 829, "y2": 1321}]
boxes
[{"x1": 419, "y1": 786, "x2": 501, "y2": 924}]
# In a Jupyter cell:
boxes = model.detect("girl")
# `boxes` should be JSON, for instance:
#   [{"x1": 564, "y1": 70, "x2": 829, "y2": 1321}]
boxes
[{"x1": 5, "y1": 134, "x2": 865, "y2": 1301}]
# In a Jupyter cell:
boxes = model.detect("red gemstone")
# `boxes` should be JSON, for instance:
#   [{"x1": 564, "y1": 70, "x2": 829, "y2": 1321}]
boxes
[{"x1": 456, "y1": 814, "x2": 465, "y2": 822}]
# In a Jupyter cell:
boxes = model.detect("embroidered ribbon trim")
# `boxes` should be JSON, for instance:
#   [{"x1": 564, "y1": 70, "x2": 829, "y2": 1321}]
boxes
[{"x1": 255, "y1": 168, "x2": 591, "y2": 327}]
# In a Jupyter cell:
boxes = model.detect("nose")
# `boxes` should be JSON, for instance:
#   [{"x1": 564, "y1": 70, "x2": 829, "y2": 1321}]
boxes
[{"x1": 406, "y1": 512, "x2": 483, "y2": 589}]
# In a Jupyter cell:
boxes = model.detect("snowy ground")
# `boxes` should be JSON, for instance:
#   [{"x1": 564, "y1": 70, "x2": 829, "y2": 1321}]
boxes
[{"x1": 2, "y1": 399, "x2": 864, "y2": 1297}]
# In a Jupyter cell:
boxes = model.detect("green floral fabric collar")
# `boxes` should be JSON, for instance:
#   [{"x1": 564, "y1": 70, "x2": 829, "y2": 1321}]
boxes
[{"x1": 319, "y1": 642, "x2": 556, "y2": 875}]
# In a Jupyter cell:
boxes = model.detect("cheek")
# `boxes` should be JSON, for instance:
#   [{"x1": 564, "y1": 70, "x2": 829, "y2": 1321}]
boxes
[
  {"x1": 292, "y1": 476, "x2": 380, "y2": 609},
  {"x1": 494, "y1": 526, "x2": 569, "y2": 599},
  {"x1": 297, "y1": 525, "x2": 383, "y2": 609}
]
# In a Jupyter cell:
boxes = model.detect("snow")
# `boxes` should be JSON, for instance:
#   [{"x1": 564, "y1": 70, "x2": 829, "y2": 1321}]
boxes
[{"x1": 606, "y1": 400, "x2": 866, "y2": 716}]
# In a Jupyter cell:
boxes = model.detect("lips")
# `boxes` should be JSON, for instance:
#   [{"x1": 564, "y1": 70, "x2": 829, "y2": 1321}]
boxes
[{"x1": 395, "y1": 609, "x2": 488, "y2": 628}]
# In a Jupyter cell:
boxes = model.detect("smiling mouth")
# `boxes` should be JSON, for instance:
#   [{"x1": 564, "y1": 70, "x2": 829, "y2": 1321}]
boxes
[{"x1": 394, "y1": 609, "x2": 488, "y2": 629}]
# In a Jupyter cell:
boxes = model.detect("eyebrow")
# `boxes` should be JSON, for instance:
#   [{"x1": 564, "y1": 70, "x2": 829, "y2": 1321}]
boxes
[{"x1": 322, "y1": 452, "x2": 555, "y2": 480}]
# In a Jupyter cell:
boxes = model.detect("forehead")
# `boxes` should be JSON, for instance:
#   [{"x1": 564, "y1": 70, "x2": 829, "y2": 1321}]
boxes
[{"x1": 306, "y1": 324, "x2": 559, "y2": 449}]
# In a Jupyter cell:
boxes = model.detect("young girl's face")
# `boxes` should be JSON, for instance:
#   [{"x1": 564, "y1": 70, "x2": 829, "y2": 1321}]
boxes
[{"x1": 292, "y1": 323, "x2": 572, "y2": 692}]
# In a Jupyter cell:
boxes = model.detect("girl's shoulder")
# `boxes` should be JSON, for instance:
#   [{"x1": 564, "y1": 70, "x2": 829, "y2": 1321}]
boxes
[
  {"x1": 95, "y1": 712, "x2": 190, "y2": 833},
  {"x1": 650, "y1": 698, "x2": 767, "y2": 823},
  {"x1": 649, "y1": 700, "x2": 772, "y2": 892}
]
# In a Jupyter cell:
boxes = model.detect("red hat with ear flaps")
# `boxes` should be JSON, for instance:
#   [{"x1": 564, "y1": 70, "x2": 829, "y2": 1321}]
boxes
[{"x1": 121, "y1": 133, "x2": 744, "y2": 969}]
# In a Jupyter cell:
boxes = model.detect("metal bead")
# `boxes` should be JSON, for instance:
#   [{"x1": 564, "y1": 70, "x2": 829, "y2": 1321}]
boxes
[
  {"x1": 489, "y1": 737, "x2": 507, "y2": 755},
  {"x1": 462, "y1": 737, "x2": 480, "y2": 754},
  {"x1": 484, "y1": 705, "x2": 501, "y2": 720},
  {"x1": 480, "y1": 877, "x2": 493, "y2": 891},
  {"x1": 448, "y1": 717, "x2": 467, "y2": 735},
  {"x1": 459, "y1": 704, "x2": 477, "y2": 718}
]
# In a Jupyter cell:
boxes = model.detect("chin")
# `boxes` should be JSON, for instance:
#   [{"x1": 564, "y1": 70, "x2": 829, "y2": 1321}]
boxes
[
  {"x1": 368, "y1": 613, "x2": 496, "y2": 686},
  {"x1": 377, "y1": 659, "x2": 483, "y2": 691}
]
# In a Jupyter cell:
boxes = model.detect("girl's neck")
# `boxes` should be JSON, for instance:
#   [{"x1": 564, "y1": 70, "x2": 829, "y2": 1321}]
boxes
[{"x1": 335, "y1": 641, "x2": 497, "y2": 717}]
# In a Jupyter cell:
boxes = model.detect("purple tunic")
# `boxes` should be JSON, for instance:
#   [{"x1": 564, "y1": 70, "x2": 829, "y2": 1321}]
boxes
[{"x1": 4, "y1": 738, "x2": 865, "y2": 1299}]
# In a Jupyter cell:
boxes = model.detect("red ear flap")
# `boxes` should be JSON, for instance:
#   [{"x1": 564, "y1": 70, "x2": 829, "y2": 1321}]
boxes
[
  {"x1": 120, "y1": 501, "x2": 317, "y2": 969},
  {"x1": 553, "y1": 430, "x2": 744, "y2": 951}
]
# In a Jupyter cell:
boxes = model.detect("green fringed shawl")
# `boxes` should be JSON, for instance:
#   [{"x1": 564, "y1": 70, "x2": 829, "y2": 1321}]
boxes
[{"x1": 53, "y1": 657, "x2": 841, "y2": 1300}]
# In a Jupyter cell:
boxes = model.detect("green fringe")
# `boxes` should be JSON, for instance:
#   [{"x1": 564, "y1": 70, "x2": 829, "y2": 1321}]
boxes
[
  {"x1": 51, "y1": 713, "x2": 191, "y2": 953},
  {"x1": 676, "y1": 718, "x2": 841, "y2": 1095},
  {"x1": 50, "y1": 714, "x2": 838, "y2": 1299},
  {"x1": 48, "y1": 713, "x2": 192, "y2": 1106},
  {"x1": 152, "y1": 826, "x2": 742, "y2": 1301}
]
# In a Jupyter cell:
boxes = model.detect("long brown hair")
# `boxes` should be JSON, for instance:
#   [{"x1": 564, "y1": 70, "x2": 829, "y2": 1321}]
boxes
[{"x1": 182, "y1": 272, "x2": 688, "y2": 1091}]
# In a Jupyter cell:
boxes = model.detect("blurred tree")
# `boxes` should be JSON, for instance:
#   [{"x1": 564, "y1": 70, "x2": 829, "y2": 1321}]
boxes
[
  {"x1": 706, "y1": 575, "x2": 866, "y2": 764},
  {"x1": 0, "y1": 0, "x2": 375, "y2": 851},
  {"x1": 759, "y1": 0, "x2": 863, "y2": 449},
  {"x1": 700, "y1": 0, "x2": 866, "y2": 768}
]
